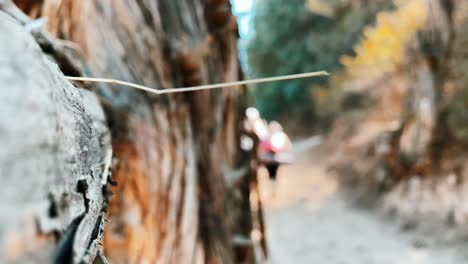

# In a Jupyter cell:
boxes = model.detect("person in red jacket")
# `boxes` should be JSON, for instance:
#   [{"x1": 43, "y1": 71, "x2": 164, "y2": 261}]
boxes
[{"x1": 258, "y1": 121, "x2": 293, "y2": 181}]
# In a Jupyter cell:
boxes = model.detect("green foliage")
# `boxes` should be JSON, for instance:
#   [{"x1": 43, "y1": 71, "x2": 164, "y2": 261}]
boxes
[{"x1": 247, "y1": 0, "x2": 393, "y2": 120}]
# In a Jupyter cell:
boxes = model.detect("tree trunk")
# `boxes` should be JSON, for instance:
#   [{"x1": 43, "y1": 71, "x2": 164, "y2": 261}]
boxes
[
  {"x1": 388, "y1": 0, "x2": 455, "y2": 178},
  {"x1": 1, "y1": 0, "x2": 255, "y2": 263}
]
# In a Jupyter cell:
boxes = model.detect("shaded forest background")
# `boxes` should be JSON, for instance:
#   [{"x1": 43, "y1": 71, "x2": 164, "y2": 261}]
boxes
[
  {"x1": 248, "y1": 0, "x2": 468, "y2": 228},
  {"x1": 247, "y1": 0, "x2": 392, "y2": 125},
  {"x1": 247, "y1": 0, "x2": 468, "y2": 135}
]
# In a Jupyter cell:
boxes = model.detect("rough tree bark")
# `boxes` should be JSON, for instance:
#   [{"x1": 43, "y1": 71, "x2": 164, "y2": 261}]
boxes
[
  {"x1": 0, "y1": 9, "x2": 112, "y2": 263},
  {"x1": 1, "y1": 0, "x2": 255, "y2": 263}
]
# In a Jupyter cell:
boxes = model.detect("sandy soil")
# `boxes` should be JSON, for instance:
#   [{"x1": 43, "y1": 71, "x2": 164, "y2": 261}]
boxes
[{"x1": 257, "y1": 140, "x2": 468, "y2": 264}]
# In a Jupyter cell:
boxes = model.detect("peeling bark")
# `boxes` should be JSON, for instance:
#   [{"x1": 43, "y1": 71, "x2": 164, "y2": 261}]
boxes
[{"x1": 0, "y1": 12, "x2": 111, "y2": 263}]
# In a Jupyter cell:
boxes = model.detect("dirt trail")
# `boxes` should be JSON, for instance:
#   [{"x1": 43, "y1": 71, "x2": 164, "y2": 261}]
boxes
[{"x1": 258, "y1": 140, "x2": 467, "y2": 264}]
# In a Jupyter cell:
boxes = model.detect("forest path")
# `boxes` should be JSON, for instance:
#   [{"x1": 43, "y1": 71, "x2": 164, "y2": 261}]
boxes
[{"x1": 258, "y1": 138, "x2": 466, "y2": 264}]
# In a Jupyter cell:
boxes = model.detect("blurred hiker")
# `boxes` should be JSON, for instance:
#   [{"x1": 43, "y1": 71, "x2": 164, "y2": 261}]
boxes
[{"x1": 258, "y1": 121, "x2": 294, "y2": 182}]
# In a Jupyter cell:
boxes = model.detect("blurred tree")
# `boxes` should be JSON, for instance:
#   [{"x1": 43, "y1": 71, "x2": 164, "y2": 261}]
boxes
[
  {"x1": 341, "y1": 0, "x2": 459, "y2": 179},
  {"x1": 247, "y1": 0, "x2": 393, "y2": 121}
]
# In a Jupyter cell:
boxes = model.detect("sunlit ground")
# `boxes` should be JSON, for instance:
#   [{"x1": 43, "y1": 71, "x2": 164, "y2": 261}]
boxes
[
  {"x1": 253, "y1": 139, "x2": 466, "y2": 264},
  {"x1": 259, "y1": 155, "x2": 337, "y2": 210}
]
